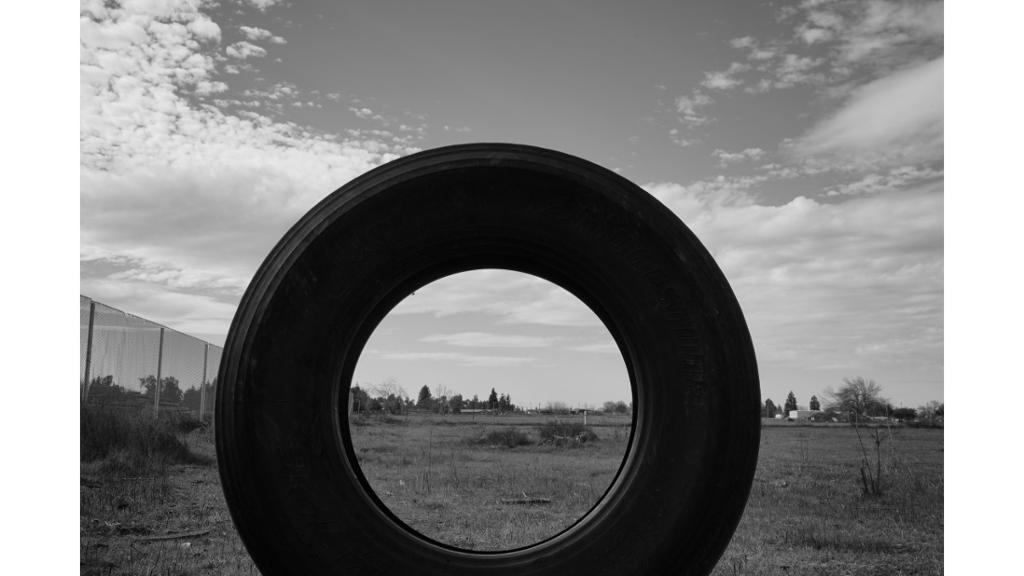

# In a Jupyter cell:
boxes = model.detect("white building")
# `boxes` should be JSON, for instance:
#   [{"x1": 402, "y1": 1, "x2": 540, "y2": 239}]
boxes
[{"x1": 788, "y1": 409, "x2": 822, "y2": 421}]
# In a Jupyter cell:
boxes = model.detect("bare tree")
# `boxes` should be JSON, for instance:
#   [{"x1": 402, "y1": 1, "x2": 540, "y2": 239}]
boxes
[
  {"x1": 825, "y1": 377, "x2": 888, "y2": 418},
  {"x1": 371, "y1": 377, "x2": 407, "y2": 401},
  {"x1": 433, "y1": 383, "x2": 451, "y2": 401}
]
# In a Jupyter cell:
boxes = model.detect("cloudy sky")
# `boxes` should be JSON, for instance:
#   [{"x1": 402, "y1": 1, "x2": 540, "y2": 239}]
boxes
[{"x1": 80, "y1": 0, "x2": 943, "y2": 409}]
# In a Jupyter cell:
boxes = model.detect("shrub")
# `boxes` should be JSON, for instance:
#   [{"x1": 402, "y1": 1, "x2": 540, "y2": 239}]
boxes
[
  {"x1": 80, "y1": 406, "x2": 209, "y2": 475},
  {"x1": 472, "y1": 428, "x2": 532, "y2": 448},
  {"x1": 170, "y1": 411, "x2": 206, "y2": 433},
  {"x1": 538, "y1": 421, "x2": 599, "y2": 446}
]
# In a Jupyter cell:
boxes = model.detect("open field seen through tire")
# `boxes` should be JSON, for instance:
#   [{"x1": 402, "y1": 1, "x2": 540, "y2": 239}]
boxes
[
  {"x1": 216, "y1": 143, "x2": 761, "y2": 575},
  {"x1": 348, "y1": 269, "x2": 635, "y2": 552}
]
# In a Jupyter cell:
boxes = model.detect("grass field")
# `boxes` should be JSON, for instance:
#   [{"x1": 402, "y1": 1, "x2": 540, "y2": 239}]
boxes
[
  {"x1": 349, "y1": 412, "x2": 632, "y2": 550},
  {"x1": 80, "y1": 411, "x2": 942, "y2": 575}
]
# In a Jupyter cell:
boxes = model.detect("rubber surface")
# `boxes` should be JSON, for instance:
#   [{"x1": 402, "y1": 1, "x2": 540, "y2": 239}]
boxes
[{"x1": 216, "y1": 143, "x2": 760, "y2": 575}]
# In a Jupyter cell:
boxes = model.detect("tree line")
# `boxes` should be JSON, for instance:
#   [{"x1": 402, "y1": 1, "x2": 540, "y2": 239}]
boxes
[
  {"x1": 84, "y1": 374, "x2": 214, "y2": 412},
  {"x1": 350, "y1": 379, "x2": 632, "y2": 416},
  {"x1": 762, "y1": 376, "x2": 944, "y2": 425},
  {"x1": 349, "y1": 380, "x2": 520, "y2": 415}
]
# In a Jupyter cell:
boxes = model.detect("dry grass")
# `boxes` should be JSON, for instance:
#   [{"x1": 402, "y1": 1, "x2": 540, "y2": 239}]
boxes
[
  {"x1": 80, "y1": 411, "x2": 942, "y2": 574},
  {"x1": 79, "y1": 408, "x2": 256, "y2": 576},
  {"x1": 710, "y1": 426, "x2": 943, "y2": 576},
  {"x1": 350, "y1": 412, "x2": 629, "y2": 550}
]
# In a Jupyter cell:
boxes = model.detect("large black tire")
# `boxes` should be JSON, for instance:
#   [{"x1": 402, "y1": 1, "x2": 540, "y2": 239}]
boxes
[{"x1": 216, "y1": 143, "x2": 760, "y2": 575}]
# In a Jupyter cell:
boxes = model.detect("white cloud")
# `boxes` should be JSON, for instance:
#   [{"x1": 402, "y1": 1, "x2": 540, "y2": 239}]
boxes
[
  {"x1": 773, "y1": 53, "x2": 824, "y2": 88},
  {"x1": 350, "y1": 106, "x2": 375, "y2": 119},
  {"x1": 839, "y1": 1, "x2": 943, "y2": 62},
  {"x1": 805, "y1": 8, "x2": 844, "y2": 31},
  {"x1": 188, "y1": 17, "x2": 222, "y2": 42},
  {"x1": 570, "y1": 342, "x2": 620, "y2": 355},
  {"x1": 674, "y1": 92, "x2": 713, "y2": 126},
  {"x1": 824, "y1": 164, "x2": 942, "y2": 197},
  {"x1": 373, "y1": 351, "x2": 537, "y2": 368},
  {"x1": 643, "y1": 180, "x2": 943, "y2": 375},
  {"x1": 226, "y1": 40, "x2": 267, "y2": 59},
  {"x1": 239, "y1": 25, "x2": 286, "y2": 44},
  {"x1": 391, "y1": 270, "x2": 601, "y2": 327},
  {"x1": 728, "y1": 36, "x2": 778, "y2": 62},
  {"x1": 195, "y1": 80, "x2": 228, "y2": 95},
  {"x1": 240, "y1": 0, "x2": 283, "y2": 10},
  {"x1": 701, "y1": 62, "x2": 749, "y2": 90},
  {"x1": 80, "y1": 276, "x2": 236, "y2": 344},
  {"x1": 80, "y1": 0, "x2": 415, "y2": 314},
  {"x1": 788, "y1": 1, "x2": 944, "y2": 66},
  {"x1": 749, "y1": 47, "x2": 779, "y2": 61},
  {"x1": 422, "y1": 332, "x2": 563, "y2": 348},
  {"x1": 733, "y1": 1, "x2": 942, "y2": 95},
  {"x1": 729, "y1": 36, "x2": 757, "y2": 49},
  {"x1": 795, "y1": 56, "x2": 943, "y2": 164},
  {"x1": 669, "y1": 128, "x2": 695, "y2": 147},
  {"x1": 797, "y1": 25, "x2": 834, "y2": 44},
  {"x1": 712, "y1": 147, "x2": 765, "y2": 166}
]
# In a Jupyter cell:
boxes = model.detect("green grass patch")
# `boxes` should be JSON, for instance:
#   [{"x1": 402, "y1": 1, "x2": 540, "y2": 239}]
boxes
[{"x1": 81, "y1": 406, "x2": 210, "y2": 476}]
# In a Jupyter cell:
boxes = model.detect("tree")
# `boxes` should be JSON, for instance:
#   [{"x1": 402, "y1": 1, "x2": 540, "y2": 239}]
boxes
[
  {"x1": 763, "y1": 398, "x2": 776, "y2": 418},
  {"x1": 86, "y1": 375, "x2": 126, "y2": 402},
  {"x1": 183, "y1": 387, "x2": 202, "y2": 411},
  {"x1": 449, "y1": 394, "x2": 464, "y2": 414},
  {"x1": 809, "y1": 395, "x2": 820, "y2": 411},
  {"x1": 604, "y1": 400, "x2": 629, "y2": 414},
  {"x1": 488, "y1": 388, "x2": 498, "y2": 410},
  {"x1": 416, "y1": 385, "x2": 433, "y2": 410},
  {"x1": 497, "y1": 393, "x2": 513, "y2": 412},
  {"x1": 825, "y1": 377, "x2": 888, "y2": 418},
  {"x1": 917, "y1": 401, "x2": 944, "y2": 426},
  {"x1": 433, "y1": 384, "x2": 451, "y2": 402},
  {"x1": 383, "y1": 393, "x2": 404, "y2": 414},
  {"x1": 372, "y1": 378, "x2": 406, "y2": 403},
  {"x1": 784, "y1": 391, "x2": 798, "y2": 414},
  {"x1": 350, "y1": 385, "x2": 370, "y2": 412},
  {"x1": 892, "y1": 407, "x2": 917, "y2": 421},
  {"x1": 140, "y1": 375, "x2": 183, "y2": 404},
  {"x1": 544, "y1": 401, "x2": 569, "y2": 414}
]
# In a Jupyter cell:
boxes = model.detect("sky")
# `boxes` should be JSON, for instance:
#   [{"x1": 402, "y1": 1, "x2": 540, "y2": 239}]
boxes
[{"x1": 80, "y1": 0, "x2": 944, "y2": 409}]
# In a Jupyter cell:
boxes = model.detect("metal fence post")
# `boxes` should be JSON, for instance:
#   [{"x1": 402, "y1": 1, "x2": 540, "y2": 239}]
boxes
[
  {"x1": 154, "y1": 327, "x2": 164, "y2": 417},
  {"x1": 82, "y1": 299, "x2": 96, "y2": 403},
  {"x1": 200, "y1": 343, "x2": 209, "y2": 418}
]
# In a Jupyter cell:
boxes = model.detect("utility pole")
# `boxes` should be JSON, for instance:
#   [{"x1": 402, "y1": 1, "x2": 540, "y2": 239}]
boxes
[
  {"x1": 82, "y1": 299, "x2": 96, "y2": 403},
  {"x1": 154, "y1": 327, "x2": 164, "y2": 417},
  {"x1": 200, "y1": 343, "x2": 209, "y2": 419}
]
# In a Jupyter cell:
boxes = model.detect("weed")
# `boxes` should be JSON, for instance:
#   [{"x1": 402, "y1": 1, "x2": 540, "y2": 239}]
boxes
[
  {"x1": 852, "y1": 416, "x2": 885, "y2": 496},
  {"x1": 81, "y1": 405, "x2": 210, "y2": 477},
  {"x1": 471, "y1": 428, "x2": 533, "y2": 448},
  {"x1": 538, "y1": 421, "x2": 598, "y2": 446}
]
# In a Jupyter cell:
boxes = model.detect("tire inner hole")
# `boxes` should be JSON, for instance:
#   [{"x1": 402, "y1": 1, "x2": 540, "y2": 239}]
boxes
[{"x1": 347, "y1": 269, "x2": 633, "y2": 552}]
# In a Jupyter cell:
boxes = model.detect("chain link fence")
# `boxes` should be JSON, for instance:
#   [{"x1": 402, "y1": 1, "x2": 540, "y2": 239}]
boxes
[{"x1": 80, "y1": 295, "x2": 222, "y2": 419}]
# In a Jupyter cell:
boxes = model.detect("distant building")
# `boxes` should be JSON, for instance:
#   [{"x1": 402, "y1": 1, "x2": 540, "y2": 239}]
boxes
[{"x1": 788, "y1": 410, "x2": 822, "y2": 421}]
